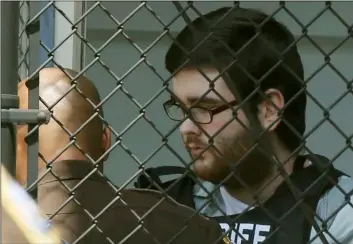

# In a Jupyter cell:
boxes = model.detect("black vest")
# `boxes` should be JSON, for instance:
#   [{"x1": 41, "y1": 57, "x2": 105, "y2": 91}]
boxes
[{"x1": 135, "y1": 154, "x2": 345, "y2": 244}]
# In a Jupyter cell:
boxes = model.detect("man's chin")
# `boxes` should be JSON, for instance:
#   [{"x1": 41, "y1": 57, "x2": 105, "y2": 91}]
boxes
[{"x1": 192, "y1": 158, "x2": 227, "y2": 183}]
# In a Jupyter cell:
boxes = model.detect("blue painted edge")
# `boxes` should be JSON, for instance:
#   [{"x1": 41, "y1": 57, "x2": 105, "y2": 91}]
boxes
[{"x1": 39, "y1": 1, "x2": 55, "y2": 68}]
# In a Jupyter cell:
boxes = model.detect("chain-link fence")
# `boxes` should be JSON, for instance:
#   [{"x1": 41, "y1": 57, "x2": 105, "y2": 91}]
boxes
[{"x1": 2, "y1": 1, "x2": 353, "y2": 244}]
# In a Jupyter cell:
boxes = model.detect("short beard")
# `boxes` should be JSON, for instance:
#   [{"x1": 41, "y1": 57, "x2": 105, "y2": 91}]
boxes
[{"x1": 210, "y1": 130, "x2": 275, "y2": 191}]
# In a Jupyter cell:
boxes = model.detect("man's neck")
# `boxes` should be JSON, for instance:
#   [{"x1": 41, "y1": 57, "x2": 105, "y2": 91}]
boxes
[
  {"x1": 36, "y1": 153, "x2": 104, "y2": 179},
  {"x1": 51, "y1": 154, "x2": 104, "y2": 172},
  {"x1": 225, "y1": 153, "x2": 296, "y2": 206}
]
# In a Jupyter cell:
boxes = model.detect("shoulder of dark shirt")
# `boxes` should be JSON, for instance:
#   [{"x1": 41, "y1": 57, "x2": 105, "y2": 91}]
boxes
[
  {"x1": 104, "y1": 188, "x2": 225, "y2": 243},
  {"x1": 38, "y1": 160, "x2": 226, "y2": 243}
]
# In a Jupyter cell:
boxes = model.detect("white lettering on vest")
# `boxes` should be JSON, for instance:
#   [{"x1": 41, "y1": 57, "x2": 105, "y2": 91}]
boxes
[
  {"x1": 237, "y1": 223, "x2": 254, "y2": 244},
  {"x1": 219, "y1": 223, "x2": 271, "y2": 244},
  {"x1": 254, "y1": 224, "x2": 270, "y2": 244}
]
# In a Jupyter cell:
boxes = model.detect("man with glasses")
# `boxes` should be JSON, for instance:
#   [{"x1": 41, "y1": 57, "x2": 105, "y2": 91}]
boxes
[{"x1": 136, "y1": 6, "x2": 353, "y2": 244}]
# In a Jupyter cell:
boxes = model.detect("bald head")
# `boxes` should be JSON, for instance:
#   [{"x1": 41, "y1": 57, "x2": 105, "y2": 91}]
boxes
[{"x1": 16, "y1": 67, "x2": 111, "y2": 185}]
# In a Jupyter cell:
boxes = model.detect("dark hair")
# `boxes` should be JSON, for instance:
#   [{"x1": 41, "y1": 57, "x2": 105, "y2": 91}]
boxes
[{"x1": 165, "y1": 7, "x2": 306, "y2": 152}]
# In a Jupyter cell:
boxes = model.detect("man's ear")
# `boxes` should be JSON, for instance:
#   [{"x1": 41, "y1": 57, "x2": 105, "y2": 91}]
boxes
[
  {"x1": 257, "y1": 88, "x2": 285, "y2": 132},
  {"x1": 101, "y1": 124, "x2": 112, "y2": 162}
]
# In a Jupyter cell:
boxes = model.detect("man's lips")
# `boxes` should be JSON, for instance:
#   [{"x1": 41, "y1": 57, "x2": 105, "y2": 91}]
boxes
[
  {"x1": 187, "y1": 145, "x2": 207, "y2": 156},
  {"x1": 186, "y1": 144, "x2": 204, "y2": 150}
]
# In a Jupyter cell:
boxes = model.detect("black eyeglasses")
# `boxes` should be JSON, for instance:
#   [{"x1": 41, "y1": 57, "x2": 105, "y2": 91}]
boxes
[{"x1": 163, "y1": 99, "x2": 238, "y2": 124}]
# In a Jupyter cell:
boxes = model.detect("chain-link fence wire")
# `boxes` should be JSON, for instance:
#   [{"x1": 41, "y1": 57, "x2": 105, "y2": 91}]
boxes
[{"x1": 18, "y1": 1, "x2": 353, "y2": 244}]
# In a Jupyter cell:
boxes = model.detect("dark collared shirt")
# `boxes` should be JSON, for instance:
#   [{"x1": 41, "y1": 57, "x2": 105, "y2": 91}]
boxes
[{"x1": 37, "y1": 160, "x2": 224, "y2": 244}]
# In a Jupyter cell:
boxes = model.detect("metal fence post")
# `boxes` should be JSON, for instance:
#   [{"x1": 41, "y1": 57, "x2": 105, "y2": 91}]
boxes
[{"x1": 1, "y1": 1, "x2": 20, "y2": 177}]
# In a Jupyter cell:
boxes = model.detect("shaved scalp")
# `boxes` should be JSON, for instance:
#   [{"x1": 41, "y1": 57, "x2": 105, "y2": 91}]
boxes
[{"x1": 17, "y1": 67, "x2": 109, "y2": 185}]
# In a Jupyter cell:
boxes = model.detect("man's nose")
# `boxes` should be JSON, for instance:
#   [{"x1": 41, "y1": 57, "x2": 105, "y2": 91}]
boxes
[{"x1": 180, "y1": 117, "x2": 201, "y2": 136}]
